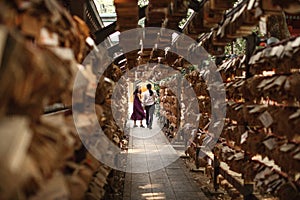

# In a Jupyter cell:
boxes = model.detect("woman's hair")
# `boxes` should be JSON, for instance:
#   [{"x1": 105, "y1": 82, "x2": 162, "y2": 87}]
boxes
[
  {"x1": 133, "y1": 86, "x2": 141, "y2": 95},
  {"x1": 146, "y1": 84, "x2": 153, "y2": 96}
]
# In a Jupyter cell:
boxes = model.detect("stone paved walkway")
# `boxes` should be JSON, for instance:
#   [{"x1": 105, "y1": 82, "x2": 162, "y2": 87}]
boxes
[{"x1": 122, "y1": 117, "x2": 208, "y2": 200}]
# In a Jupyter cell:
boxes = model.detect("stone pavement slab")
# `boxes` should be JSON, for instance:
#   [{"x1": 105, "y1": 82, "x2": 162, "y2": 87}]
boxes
[
  {"x1": 123, "y1": 159, "x2": 209, "y2": 200},
  {"x1": 122, "y1": 117, "x2": 208, "y2": 200}
]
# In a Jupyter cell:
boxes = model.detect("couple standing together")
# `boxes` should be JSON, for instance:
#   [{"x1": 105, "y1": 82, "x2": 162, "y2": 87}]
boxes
[{"x1": 130, "y1": 84, "x2": 156, "y2": 129}]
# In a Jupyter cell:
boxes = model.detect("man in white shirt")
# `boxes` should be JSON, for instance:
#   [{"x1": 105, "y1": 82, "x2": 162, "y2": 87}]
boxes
[{"x1": 143, "y1": 83, "x2": 157, "y2": 129}]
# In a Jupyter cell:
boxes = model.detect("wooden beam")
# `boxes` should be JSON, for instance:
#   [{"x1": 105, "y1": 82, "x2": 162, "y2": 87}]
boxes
[
  {"x1": 94, "y1": 22, "x2": 117, "y2": 44},
  {"x1": 94, "y1": 5, "x2": 147, "y2": 45}
]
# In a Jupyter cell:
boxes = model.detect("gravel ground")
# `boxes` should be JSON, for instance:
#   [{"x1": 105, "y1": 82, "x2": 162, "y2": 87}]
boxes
[
  {"x1": 181, "y1": 157, "x2": 233, "y2": 200},
  {"x1": 102, "y1": 169, "x2": 126, "y2": 200}
]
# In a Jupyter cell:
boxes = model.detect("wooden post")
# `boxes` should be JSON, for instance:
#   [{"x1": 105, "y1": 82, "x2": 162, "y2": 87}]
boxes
[
  {"x1": 244, "y1": 33, "x2": 258, "y2": 79},
  {"x1": 243, "y1": 184, "x2": 254, "y2": 200},
  {"x1": 70, "y1": 0, "x2": 86, "y2": 20},
  {"x1": 213, "y1": 154, "x2": 220, "y2": 191}
]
